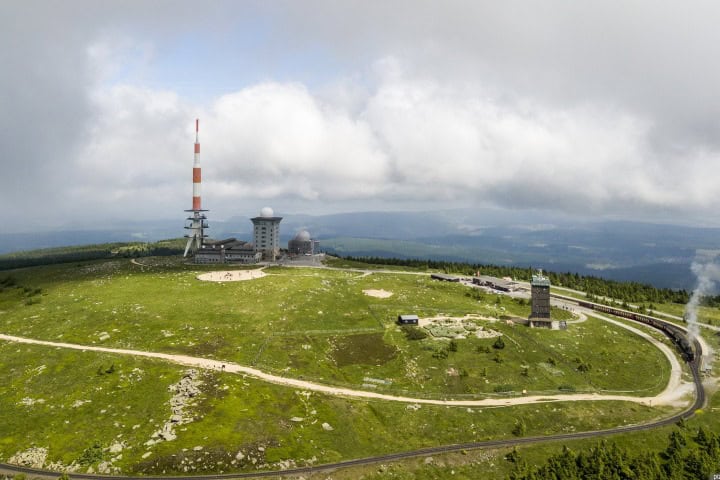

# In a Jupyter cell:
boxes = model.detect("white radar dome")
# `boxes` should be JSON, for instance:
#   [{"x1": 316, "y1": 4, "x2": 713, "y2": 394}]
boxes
[
  {"x1": 260, "y1": 207, "x2": 274, "y2": 217},
  {"x1": 294, "y1": 230, "x2": 311, "y2": 241}
]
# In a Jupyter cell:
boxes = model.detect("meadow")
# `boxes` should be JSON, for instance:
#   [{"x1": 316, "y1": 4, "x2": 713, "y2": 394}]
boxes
[{"x1": 0, "y1": 256, "x2": 690, "y2": 475}]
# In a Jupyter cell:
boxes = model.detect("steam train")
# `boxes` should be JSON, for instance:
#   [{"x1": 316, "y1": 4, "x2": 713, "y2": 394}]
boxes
[{"x1": 577, "y1": 301, "x2": 695, "y2": 362}]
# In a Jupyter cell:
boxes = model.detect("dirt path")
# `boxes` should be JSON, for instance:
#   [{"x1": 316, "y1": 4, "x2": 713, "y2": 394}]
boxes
[{"x1": 0, "y1": 333, "x2": 690, "y2": 408}]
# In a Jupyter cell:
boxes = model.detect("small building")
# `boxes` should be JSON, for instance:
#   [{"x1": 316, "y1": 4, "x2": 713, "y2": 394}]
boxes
[
  {"x1": 288, "y1": 230, "x2": 320, "y2": 255},
  {"x1": 397, "y1": 314, "x2": 419, "y2": 325},
  {"x1": 473, "y1": 275, "x2": 520, "y2": 292},
  {"x1": 194, "y1": 238, "x2": 261, "y2": 264},
  {"x1": 529, "y1": 269, "x2": 552, "y2": 326},
  {"x1": 431, "y1": 273, "x2": 461, "y2": 282},
  {"x1": 251, "y1": 207, "x2": 282, "y2": 261}
]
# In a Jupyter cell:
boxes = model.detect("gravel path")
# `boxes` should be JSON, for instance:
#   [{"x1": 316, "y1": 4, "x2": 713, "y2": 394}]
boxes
[{"x1": 0, "y1": 331, "x2": 691, "y2": 408}]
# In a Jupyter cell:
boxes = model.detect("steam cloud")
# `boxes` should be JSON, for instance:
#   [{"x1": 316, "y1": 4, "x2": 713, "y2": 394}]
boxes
[{"x1": 684, "y1": 253, "x2": 720, "y2": 367}]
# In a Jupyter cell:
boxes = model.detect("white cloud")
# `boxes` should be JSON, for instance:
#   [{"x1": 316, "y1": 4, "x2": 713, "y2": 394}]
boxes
[
  {"x1": 5, "y1": 1, "x2": 720, "y2": 228},
  {"x1": 64, "y1": 59, "x2": 720, "y2": 224}
]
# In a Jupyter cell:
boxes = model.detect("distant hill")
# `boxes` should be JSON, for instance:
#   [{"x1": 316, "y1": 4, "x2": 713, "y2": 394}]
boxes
[{"x1": 2, "y1": 208, "x2": 718, "y2": 289}]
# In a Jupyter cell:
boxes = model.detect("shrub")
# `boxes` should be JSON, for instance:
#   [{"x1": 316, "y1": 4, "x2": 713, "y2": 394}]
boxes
[
  {"x1": 493, "y1": 337, "x2": 505, "y2": 350},
  {"x1": 512, "y1": 419, "x2": 526, "y2": 436},
  {"x1": 78, "y1": 441, "x2": 104, "y2": 465},
  {"x1": 494, "y1": 384, "x2": 513, "y2": 393},
  {"x1": 448, "y1": 340, "x2": 458, "y2": 352},
  {"x1": 432, "y1": 348, "x2": 449, "y2": 360},
  {"x1": 401, "y1": 325, "x2": 428, "y2": 340}
]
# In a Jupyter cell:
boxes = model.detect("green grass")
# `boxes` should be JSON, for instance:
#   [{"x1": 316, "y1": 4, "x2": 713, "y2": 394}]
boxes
[
  {"x1": 0, "y1": 256, "x2": 698, "y2": 475},
  {"x1": 0, "y1": 341, "x2": 674, "y2": 475},
  {"x1": 0, "y1": 261, "x2": 671, "y2": 397}
]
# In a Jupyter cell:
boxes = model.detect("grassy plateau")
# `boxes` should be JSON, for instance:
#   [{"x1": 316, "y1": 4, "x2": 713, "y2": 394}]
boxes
[{"x1": 0, "y1": 255, "x2": 698, "y2": 476}]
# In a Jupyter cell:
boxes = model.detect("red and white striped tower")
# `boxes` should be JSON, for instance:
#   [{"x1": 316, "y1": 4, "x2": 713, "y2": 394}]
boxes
[
  {"x1": 192, "y1": 118, "x2": 201, "y2": 210},
  {"x1": 184, "y1": 119, "x2": 209, "y2": 257}
]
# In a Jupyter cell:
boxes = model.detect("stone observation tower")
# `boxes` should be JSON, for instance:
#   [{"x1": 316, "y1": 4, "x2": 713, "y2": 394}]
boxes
[
  {"x1": 251, "y1": 207, "x2": 282, "y2": 261},
  {"x1": 529, "y1": 269, "x2": 551, "y2": 321}
]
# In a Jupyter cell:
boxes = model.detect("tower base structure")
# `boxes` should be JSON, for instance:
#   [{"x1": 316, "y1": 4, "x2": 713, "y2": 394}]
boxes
[{"x1": 183, "y1": 209, "x2": 209, "y2": 258}]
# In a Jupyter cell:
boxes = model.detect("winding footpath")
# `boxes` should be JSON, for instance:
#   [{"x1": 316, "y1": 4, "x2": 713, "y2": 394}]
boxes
[{"x1": 0, "y1": 320, "x2": 692, "y2": 408}]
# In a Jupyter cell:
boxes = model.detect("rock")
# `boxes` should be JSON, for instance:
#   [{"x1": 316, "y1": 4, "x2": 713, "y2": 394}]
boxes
[
  {"x1": 193, "y1": 446, "x2": 203, "y2": 451},
  {"x1": 108, "y1": 442, "x2": 124, "y2": 454},
  {"x1": 290, "y1": 417, "x2": 304, "y2": 422},
  {"x1": 142, "y1": 452, "x2": 152, "y2": 459},
  {"x1": 170, "y1": 414, "x2": 182, "y2": 423},
  {"x1": 9, "y1": 447, "x2": 48, "y2": 468},
  {"x1": 235, "y1": 451, "x2": 245, "y2": 461},
  {"x1": 321, "y1": 422, "x2": 334, "y2": 431}
]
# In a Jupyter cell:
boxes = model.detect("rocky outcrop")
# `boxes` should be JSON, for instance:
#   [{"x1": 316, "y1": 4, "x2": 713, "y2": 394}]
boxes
[
  {"x1": 146, "y1": 369, "x2": 202, "y2": 446},
  {"x1": 9, "y1": 447, "x2": 48, "y2": 468}
]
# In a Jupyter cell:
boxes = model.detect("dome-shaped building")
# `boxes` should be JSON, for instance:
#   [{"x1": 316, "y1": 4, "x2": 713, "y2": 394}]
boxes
[{"x1": 288, "y1": 229, "x2": 319, "y2": 255}]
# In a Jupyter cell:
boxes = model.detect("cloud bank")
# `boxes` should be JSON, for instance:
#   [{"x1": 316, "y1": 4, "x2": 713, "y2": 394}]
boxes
[{"x1": 2, "y1": 1, "x2": 720, "y2": 229}]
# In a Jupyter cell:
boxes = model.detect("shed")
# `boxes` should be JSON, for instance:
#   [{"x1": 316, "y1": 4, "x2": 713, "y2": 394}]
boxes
[{"x1": 397, "y1": 314, "x2": 419, "y2": 325}]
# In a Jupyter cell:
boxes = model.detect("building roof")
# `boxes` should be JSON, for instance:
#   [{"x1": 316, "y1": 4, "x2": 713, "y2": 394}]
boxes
[{"x1": 531, "y1": 274, "x2": 551, "y2": 287}]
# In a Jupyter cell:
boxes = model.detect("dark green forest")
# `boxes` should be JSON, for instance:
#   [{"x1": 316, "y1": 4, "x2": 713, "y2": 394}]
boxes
[
  {"x1": 0, "y1": 240, "x2": 184, "y2": 270},
  {"x1": 508, "y1": 427, "x2": 720, "y2": 480}
]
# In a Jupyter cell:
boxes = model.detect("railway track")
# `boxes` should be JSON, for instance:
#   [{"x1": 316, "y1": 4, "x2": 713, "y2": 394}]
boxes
[{"x1": 0, "y1": 304, "x2": 707, "y2": 480}]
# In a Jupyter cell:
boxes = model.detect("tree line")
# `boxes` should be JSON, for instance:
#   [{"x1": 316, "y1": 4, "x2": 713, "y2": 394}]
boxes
[
  {"x1": 0, "y1": 240, "x2": 185, "y2": 270},
  {"x1": 340, "y1": 255, "x2": 693, "y2": 305},
  {"x1": 507, "y1": 426, "x2": 720, "y2": 480}
]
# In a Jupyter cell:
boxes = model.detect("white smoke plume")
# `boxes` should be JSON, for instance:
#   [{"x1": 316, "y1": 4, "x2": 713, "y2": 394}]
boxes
[{"x1": 684, "y1": 253, "x2": 720, "y2": 367}]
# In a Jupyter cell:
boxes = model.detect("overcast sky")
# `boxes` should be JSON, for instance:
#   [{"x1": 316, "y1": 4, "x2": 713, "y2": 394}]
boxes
[{"x1": 2, "y1": 1, "x2": 720, "y2": 231}]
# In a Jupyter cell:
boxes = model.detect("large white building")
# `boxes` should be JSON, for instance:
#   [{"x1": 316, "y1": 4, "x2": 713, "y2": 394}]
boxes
[{"x1": 251, "y1": 207, "x2": 283, "y2": 261}]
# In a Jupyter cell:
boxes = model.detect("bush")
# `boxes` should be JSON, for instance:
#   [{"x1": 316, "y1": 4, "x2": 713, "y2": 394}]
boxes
[
  {"x1": 493, "y1": 337, "x2": 505, "y2": 350},
  {"x1": 78, "y1": 441, "x2": 104, "y2": 465},
  {"x1": 494, "y1": 384, "x2": 514, "y2": 393},
  {"x1": 448, "y1": 340, "x2": 458, "y2": 352},
  {"x1": 512, "y1": 419, "x2": 526, "y2": 436},
  {"x1": 432, "y1": 348, "x2": 449, "y2": 360},
  {"x1": 401, "y1": 325, "x2": 428, "y2": 341}
]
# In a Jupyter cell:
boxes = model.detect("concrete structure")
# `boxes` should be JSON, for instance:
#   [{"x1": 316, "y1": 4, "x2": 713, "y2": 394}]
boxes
[
  {"x1": 251, "y1": 207, "x2": 283, "y2": 261},
  {"x1": 184, "y1": 119, "x2": 209, "y2": 257},
  {"x1": 288, "y1": 230, "x2": 319, "y2": 255},
  {"x1": 430, "y1": 273, "x2": 461, "y2": 282},
  {"x1": 194, "y1": 238, "x2": 261, "y2": 264},
  {"x1": 473, "y1": 275, "x2": 520, "y2": 292},
  {"x1": 529, "y1": 269, "x2": 552, "y2": 328}
]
